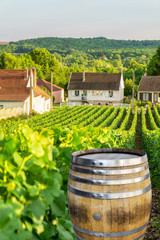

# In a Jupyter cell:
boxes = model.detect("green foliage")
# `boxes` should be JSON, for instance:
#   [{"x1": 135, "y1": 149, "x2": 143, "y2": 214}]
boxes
[
  {"x1": 141, "y1": 107, "x2": 160, "y2": 187},
  {"x1": 0, "y1": 125, "x2": 75, "y2": 239},
  {"x1": 147, "y1": 46, "x2": 160, "y2": 75},
  {"x1": 8, "y1": 37, "x2": 160, "y2": 53},
  {"x1": 120, "y1": 106, "x2": 132, "y2": 130},
  {"x1": 124, "y1": 78, "x2": 138, "y2": 96},
  {"x1": 99, "y1": 107, "x2": 120, "y2": 128},
  {"x1": 146, "y1": 106, "x2": 159, "y2": 130},
  {"x1": 108, "y1": 107, "x2": 126, "y2": 129},
  {"x1": 153, "y1": 106, "x2": 160, "y2": 128},
  {"x1": 39, "y1": 85, "x2": 51, "y2": 95}
]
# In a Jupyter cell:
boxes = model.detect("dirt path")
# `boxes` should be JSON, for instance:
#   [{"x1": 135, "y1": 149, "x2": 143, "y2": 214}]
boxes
[{"x1": 135, "y1": 113, "x2": 142, "y2": 149}]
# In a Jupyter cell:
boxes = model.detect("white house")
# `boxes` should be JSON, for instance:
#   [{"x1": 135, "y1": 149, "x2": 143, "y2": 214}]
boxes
[
  {"x1": 138, "y1": 76, "x2": 160, "y2": 103},
  {"x1": 68, "y1": 71, "x2": 124, "y2": 105},
  {"x1": 0, "y1": 68, "x2": 51, "y2": 115}
]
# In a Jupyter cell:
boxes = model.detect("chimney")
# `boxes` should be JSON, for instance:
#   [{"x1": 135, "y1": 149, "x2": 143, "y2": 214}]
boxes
[
  {"x1": 24, "y1": 67, "x2": 28, "y2": 80},
  {"x1": 32, "y1": 67, "x2": 37, "y2": 87},
  {"x1": 82, "y1": 70, "x2": 85, "y2": 82},
  {"x1": 29, "y1": 68, "x2": 33, "y2": 115}
]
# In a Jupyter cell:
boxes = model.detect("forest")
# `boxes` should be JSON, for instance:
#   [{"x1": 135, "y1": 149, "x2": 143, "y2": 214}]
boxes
[{"x1": 0, "y1": 37, "x2": 159, "y2": 95}]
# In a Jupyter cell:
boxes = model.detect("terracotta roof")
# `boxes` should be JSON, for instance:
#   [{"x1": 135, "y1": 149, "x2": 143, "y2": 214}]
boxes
[
  {"x1": 138, "y1": 76, "x2": 160, "y2": 92},
  {"x1": 68, "y1": 72, "x2": 121, "y2": 90},
  {"x1": 33, "y1": 86, "x2": 50, "y2": 100},
  {"x1": 0, "y1": 69, "x2": 28, "y2": 88},
  {"x1": 37, "y1": 79, "x2": 63, "y2": 92},
  {"x1": 0, "y1": 69, "x2": 52, "y2": 102},
  {"x1": 0, "y1": 88, "x2": 30, "y2": 101},
  {"x1": 0, "y1": 70, "x2": 30, "y2": 101}
]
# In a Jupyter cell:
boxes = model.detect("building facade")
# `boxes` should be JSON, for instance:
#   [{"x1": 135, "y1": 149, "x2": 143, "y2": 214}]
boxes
[
  {"x1": 138, "y1": 76, "x2": 160, "y2": 103},
  {"x1": 0, "y1": 68, "x2": 51, "y2": 114},
  {"x1": 68, "y1": 72, "x2": 124, "y2": 105}
]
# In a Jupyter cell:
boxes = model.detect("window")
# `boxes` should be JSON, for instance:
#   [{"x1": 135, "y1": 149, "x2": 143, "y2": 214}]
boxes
[
  {"x1": 109, "y1": 91, "x2": 113, "y2": 97},
  {"x1": 75, "y1": 90, "x2": 79, "y2": 96},
  {"x1": 146, "y1": 93, "x2": 149, "y2": 101},
  {"x1": 142, "y1": 93, "x2": 150, "y2": 101},
  {"x1": 154, "y1": 93, "x2": 157, "y2": 102},
  {"x1": 0, "y1": 105, "x2": 3, "y2": 109},
  {"x1": 96, "y1": 90, "x2": 99, "y2": 95},
  {"x1": 143, "y1": 93, "x2": 145, "y2": 101},
  {"x1": 92, "y1": 90, "x2": 95, "y2": 95},
  {"x1": 100, "y1": 90, "x2": 103, "y2": 95},
  {"x1": 47, "y1": 104, "x2": 49, "y2": 110}
]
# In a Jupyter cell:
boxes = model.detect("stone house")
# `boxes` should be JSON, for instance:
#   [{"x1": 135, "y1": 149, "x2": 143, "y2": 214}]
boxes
[
  {"x1": 37, "y1": 79, "x2": 64, "y2": 103},
  {"x1": 0, "y1": 68, "x2": 51, "y2": 115},
  {"x1": 68, "y1": 72, "x2": 124, "y2": 105},
  {"x1": 138, "y1": 76, "x2": 160, "y2": 103}
]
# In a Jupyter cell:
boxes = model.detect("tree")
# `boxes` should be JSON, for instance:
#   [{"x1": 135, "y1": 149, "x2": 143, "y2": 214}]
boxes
[
  {"x1": 124, "y1": 78, "x2": 138, "y2": 97},
  {"x1": 147, "y1": 46, "x2": 160, "y2": 75},
  {"x1": 0, "y1": 52, "x2": 19, "y2": 69}
]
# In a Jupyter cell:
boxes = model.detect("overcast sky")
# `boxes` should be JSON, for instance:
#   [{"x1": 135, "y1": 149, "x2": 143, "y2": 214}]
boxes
[{"x1": 0, "y1": 0, "x2": 160, "y2": 41}]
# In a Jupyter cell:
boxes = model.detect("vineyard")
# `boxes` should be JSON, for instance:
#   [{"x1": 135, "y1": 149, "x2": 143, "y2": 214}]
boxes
[{"x1": 0, "y1": 105, "x2": 160, "y2": 239}]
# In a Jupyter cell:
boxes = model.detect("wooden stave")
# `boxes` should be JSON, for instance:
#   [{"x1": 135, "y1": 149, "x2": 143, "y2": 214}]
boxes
[{"x1": 68, "y1": 149, "x2": 152, "y2": 240}]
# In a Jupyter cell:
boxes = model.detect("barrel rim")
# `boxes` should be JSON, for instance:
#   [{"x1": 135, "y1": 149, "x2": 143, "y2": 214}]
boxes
[
  {"x1": 72, "y1": 148, "x2": 147, "y2": 158},
  {"x1": 71, "y1": 148, "x2": 147, "y2": 167}
]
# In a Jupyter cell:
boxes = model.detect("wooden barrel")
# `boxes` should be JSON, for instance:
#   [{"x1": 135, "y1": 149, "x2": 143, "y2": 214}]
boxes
[{"x1": 68, "y1": 148, "x2": 152, "y2": 240}]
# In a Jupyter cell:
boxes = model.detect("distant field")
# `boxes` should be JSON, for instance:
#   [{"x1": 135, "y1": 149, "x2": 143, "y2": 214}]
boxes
[{"x1": 0, "y1": 42, "x2": 9, "y2": 45}]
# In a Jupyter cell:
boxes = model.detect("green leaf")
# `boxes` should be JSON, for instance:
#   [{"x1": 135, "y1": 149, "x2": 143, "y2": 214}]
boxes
[
  {"x1": 24, "y1": 199, "x2": 46, "y2": 220},
  {"x1": 13, "y1": 152, "x2": 23, "y2": 167},
  {"x1": 52, "y1": 146, "x2": 59, "y2": 160},
  {"x1": 0, "y1": 232, "x2": 9, "y2": 240},
  {"x1": 4, "y1": 139, "x2": 16, "y2": 155},
  {"x1": 51, "y1": 191, "x2": 66, "y2": 217},
  {"x1": 0, "y1": 130, "x2": 4, "y2": 141},
  {"x1": 40, "y1": 222, "x2": 56, "y2": 240},
  {"x1": 41, "y1": 185, "x2": 61, "y2": 205},
  {"x1": 57, "y1": 223, "x2": 74, "y2": 240},
  {"x1": 28, "y1": 141, "x2": 44, "y2": 157}
]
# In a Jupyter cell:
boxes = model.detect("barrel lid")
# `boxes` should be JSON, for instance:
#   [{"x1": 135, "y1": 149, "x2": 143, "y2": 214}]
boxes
[{"x1": 71, "y1": 148, "x2": 147, "y2": 167}]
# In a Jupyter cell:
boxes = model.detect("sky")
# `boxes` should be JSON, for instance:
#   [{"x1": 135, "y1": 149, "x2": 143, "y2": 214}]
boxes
[{"x1": 0, "y1": 0, "x2": 160, "y2": 41}]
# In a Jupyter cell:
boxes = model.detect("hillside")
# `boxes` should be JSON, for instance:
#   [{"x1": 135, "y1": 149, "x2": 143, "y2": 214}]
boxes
[
  {"x1": 10, "y1": 37, "x2": 160, "y2": 53},
  {"x1": 0, "y1": 37, "x2": 159, "y2": 90},
  {"x1": 0, "y1": 37, "x2": 159, "y2": 56}
]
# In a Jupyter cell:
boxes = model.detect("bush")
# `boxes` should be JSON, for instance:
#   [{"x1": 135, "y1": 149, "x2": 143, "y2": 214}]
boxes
[{"x1": 137, "y1": 101, "x2": 152, "y2": 106}]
